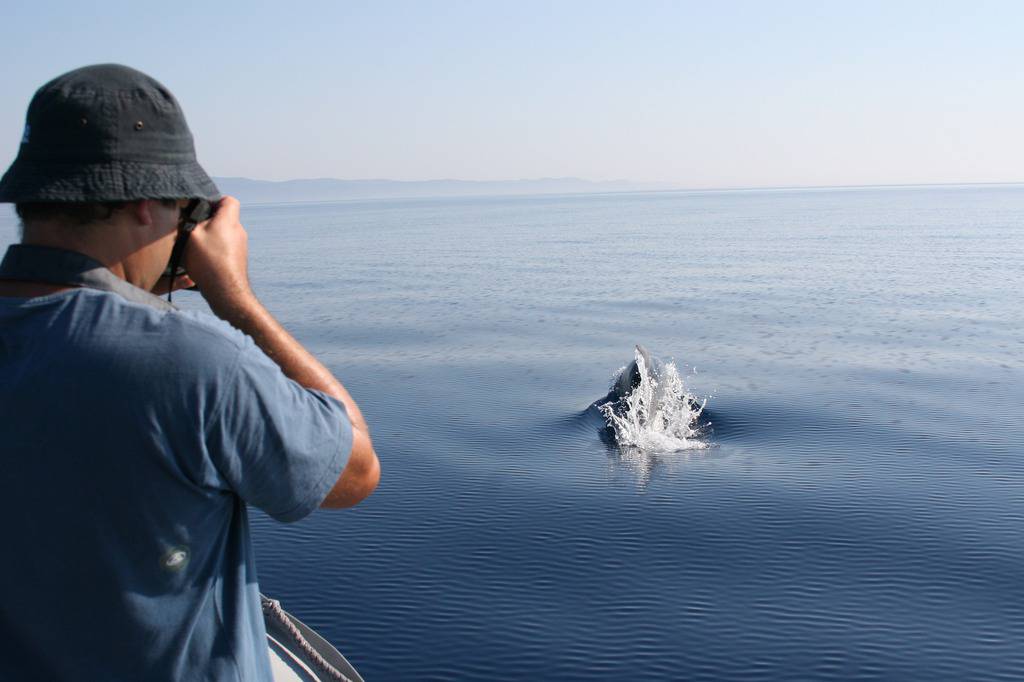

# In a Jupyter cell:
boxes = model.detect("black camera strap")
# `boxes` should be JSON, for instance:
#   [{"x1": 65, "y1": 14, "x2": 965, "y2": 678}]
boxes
[{"x1": 165, "y1": 224, "x2": 195, "y2": 303}]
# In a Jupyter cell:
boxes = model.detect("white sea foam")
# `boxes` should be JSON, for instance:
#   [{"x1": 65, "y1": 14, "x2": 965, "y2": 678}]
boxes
[{"x1": 600, "y1": 348, "x2": 709, "y2": 453}]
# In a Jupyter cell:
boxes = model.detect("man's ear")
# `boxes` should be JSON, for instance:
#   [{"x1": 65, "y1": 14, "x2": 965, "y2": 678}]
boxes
[{"x1": 129, "y1": 199, "x2": 155, "y2": 226}]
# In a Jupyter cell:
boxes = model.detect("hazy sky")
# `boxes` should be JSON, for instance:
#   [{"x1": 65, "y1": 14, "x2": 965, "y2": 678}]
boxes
[{"x1": 2, "y1": 1, "x2": 1022, "y2": 187}]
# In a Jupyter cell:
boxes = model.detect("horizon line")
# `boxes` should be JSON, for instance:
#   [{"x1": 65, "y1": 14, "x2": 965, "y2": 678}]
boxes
[
  {"x1": 215, "y1": 175, "x2": 1024, "y2": 192},
  {"x1": 214, "y1": 176, "x2": 1024, "y2": 206}
]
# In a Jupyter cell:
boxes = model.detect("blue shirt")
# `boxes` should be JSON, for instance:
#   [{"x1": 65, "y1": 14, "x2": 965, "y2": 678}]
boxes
[{"x1": 0, "y1": 286, "x2": 352, "y2": 681}]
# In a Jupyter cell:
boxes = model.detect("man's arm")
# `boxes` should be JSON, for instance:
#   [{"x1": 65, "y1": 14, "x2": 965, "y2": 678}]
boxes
[{"x1": 183, "y1": 196, "x2": 379, "y2": 508}]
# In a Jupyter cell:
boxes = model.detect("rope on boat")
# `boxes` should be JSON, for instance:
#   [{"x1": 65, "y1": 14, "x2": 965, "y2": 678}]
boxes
[{"x1": 261, "y1": 595, "x2": 355, "y2": 682}]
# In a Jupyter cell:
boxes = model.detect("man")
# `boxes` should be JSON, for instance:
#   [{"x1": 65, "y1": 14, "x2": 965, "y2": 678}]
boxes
[{"x1": 0, "y1": 64, "x2": 379, "y2": 680}]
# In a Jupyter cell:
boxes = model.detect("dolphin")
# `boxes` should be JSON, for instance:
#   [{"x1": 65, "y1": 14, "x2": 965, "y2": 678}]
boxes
[
  {"x1": 587, "y1": 346, "x2": 710, "y2": 452},
  {"x1": 592, "y1": 345, "x2": 704, "y2": 416},
  {"x1": 608, "y1": 344, "x2": 657, "y2": 404},
  {"x1": 589, "y1": 345, "x2": 659, "y2": 418}
]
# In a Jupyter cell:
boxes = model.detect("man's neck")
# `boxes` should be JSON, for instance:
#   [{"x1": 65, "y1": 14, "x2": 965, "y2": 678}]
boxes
[
  {"x1": 10, "y1": 206, "x2": 175, "y2": 296},
  {"x1": 21, "y1": 234, "x2": 127, "y2": 279}
]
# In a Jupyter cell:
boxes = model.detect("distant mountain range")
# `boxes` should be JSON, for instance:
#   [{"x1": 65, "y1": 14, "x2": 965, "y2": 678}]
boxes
[{"x1": 212, "y1": 176, "x2": 680, "y2": 204}]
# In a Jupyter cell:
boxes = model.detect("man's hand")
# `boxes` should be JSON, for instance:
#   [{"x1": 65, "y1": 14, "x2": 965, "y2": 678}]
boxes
[
  {"x1": 181, "y1": 196, "x2": 254, "y2": 312},
  {"x1": 149, "y1": 272, "x2": 195, "y2": 296}
]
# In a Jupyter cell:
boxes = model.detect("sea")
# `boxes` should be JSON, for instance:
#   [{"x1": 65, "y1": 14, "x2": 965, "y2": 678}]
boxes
[{"x1": 3, "y1": 185, "x2": 1023, "y2": 681}]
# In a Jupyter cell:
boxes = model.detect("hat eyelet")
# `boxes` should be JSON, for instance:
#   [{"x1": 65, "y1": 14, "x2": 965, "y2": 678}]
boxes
[{"x1": 134, "y1": 120, "x2": 144, "y2": 130}]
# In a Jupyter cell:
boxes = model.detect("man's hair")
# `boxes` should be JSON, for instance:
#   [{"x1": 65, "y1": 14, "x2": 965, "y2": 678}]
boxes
[
  {"x1": 15, "y1": 202, "x2": 127, "y2": 227},
  {"x1": 15, "y1": 199, "x2": 179, "y2": 228}
]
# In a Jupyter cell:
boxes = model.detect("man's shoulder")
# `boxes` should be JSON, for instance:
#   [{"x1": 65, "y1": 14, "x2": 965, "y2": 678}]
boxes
[
  {"x1": 66, "y1": 288, "x2": 255, "y2": 371},
  {"x1": 165, "y1": 305, "x2": 251, "y2": 354}
]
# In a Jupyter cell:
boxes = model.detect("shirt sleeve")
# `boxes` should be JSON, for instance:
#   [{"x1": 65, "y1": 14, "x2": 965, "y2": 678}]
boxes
[{"x1": 202, "y1": 336, "x2": 353, "y2": 522}]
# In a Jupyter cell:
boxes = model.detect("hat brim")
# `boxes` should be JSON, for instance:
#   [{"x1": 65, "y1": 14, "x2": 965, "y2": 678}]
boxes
[{"x1": 0, "y1": 158, "x2": 220, "y2": 203}]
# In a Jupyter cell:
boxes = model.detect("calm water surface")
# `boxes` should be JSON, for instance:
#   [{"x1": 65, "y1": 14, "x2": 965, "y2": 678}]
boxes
[{"x1": 5, "y1": 186, "x2": 1023, "y2": 680}]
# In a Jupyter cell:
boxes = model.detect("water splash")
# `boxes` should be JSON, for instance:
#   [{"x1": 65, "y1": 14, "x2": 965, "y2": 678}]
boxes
[{"x1": 600, "y1": 348, "x2": 709, "y2": 453}]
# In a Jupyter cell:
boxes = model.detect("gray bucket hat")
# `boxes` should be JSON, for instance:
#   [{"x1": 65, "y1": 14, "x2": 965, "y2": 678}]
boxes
[{"x1": 0, "y1": 63, "x2": 219, "y2": 203}]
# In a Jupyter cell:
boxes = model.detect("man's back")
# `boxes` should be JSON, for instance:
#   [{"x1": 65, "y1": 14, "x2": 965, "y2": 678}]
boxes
[{"x1": 0, "y1": 287, "x2": 351, "y2": 681}]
